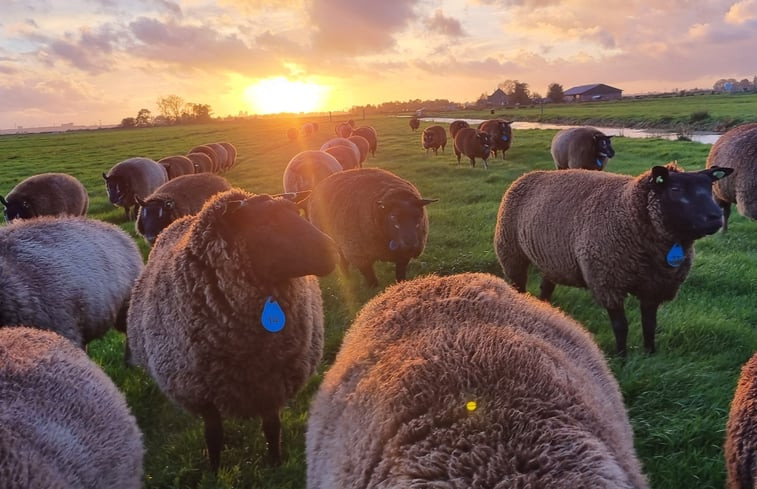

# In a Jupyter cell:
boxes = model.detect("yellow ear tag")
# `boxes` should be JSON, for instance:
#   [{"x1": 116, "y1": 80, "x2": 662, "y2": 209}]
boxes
[{"x1": 466, "y1": 400, "x2": 477, "y2": 412}]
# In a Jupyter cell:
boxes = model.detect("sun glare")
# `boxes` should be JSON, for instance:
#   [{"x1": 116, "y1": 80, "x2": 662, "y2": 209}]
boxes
[{"x1": 244, "y1": 77, "x2": 328, "y2": 115}]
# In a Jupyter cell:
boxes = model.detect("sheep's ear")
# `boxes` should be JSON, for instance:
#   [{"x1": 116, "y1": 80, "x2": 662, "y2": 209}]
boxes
[
  {"x1": 273, "y1": 190, "x2": 311, "y2": 207},
  {"x1": 102, "y1": 172, "x2": 108, "y2": 181},
  {"x1": 135, "y1": 196, "x2": 146, "y2": 207},
  {"x1": 650, "y1": 166, "x2": 669, "y2": 185},
  {"x1": 704, "y1": 166, "x2": 734, "y2": 181},
  {"x1": 222, "y1": 200, "x2": 247, "y2": 216},
  {"x1": 418, "y1": 198, "x2": 438, "y2": 206},
  {"x1": 0, "y1": 196, "x2": 6, "y2": 208}
]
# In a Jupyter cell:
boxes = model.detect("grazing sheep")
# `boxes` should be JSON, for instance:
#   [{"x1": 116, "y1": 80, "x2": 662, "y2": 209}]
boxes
[
  {"x1": 0, "y1": 216, "x2": 143, "y2": 348},
  {"x1": 287, "y1": 127, "x2": 299, "y2": 141},
  {"x1": 449, "y1": 119, "x2": 470, "y2": 140},
  {"x1": 347, "y1": 135, "x2": 370, "y2": 165},
  {"x1": 302, "y1": 122, "x2": 315, "y2": 137},
  {"x1": 307, "y1": 168, "x2": 435, "y2": 287},
  {"x1": 189, "y1": 144, "x2": 221, "y2": 172},
  {"x1": 706, "y1": 123, "x2": 757, "y2": 232},
  {"x1": 409, "y1": 117, "x2": 420, "y2": 132},
  {"x1": 219, "y1": 141, "x2": 237, "y2": 171},
  {"x1": 453, "y1": 127, "x2": 492, "y2": 169},
  {"x1": 158, "y1": 155, "x2": 195, "y2": 180},
  {"x1": 479, "y1": 118, "x2": 513, "y2": 159},
  {"x1": 135, "y1": 173, "x2": 232, "y2": 245},
  {"x1": 207, "y1": 143, "x2": 229, "y2": 172},
  {"x1": 187, "y1": 151, "x2": 213, "y2": 174},
  {"x1": 127, "y1": 189, "x2": 339, "y2": 471},
  {"x1": 551, "y1": 126, "x2": 615, "y2": 170},
  {"x1": 102, "y1": 157, "x2": 168, "y2": 220},
  {"x1": 421, "y1": 125, "x2": 447, "y2": 156},
  {"x1": 494, "y1": 162, "x2": 733, "y2": 355},
  {"x1": 324, "y1": 145, "x2": 360, "y2": 171},
  {"x1": 725, "y1": 351, "x2": 757, "y2": 489},
  {"x1": 1, "y1": 172, "x2": 88, "y2": 222},
  {"x1": 352, "y1": 126, "x2": 377, "y2": 157},
  {"x1": 307, "y1": 273, "x2": 648, "y2": 489},
  {"x1": 0, "y1": 327, "x2": 144, "y2": 489},
  {"x1": 320, "y1": 138, "x2": 361, "y2": 165},
  {"x1": 335, "y1": 122, "x2": 352, "y2": 138},
  {"x1": 283, "y1": 150, "x2": 344, "y2": 193}
]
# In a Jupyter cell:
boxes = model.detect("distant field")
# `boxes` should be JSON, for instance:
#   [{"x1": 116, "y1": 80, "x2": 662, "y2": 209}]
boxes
[{"x1": 1, "y1": 112, "x2": 756, "y2": 489}]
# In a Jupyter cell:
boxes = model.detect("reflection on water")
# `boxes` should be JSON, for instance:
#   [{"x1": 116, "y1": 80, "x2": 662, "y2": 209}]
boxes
[{"x1": 418, "y1": 117, "x2": 721, "y2": 145}]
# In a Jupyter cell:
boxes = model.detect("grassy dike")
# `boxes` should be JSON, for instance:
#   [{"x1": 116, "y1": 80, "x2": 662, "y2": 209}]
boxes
[{"x1": 1, "y1": 109, "x2": 756, "y2": 488}]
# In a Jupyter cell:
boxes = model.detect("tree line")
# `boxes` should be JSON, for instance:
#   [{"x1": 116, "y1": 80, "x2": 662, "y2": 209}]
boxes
[{"x1": 120, "y1": 95, "x2": 213, "y2": 128}]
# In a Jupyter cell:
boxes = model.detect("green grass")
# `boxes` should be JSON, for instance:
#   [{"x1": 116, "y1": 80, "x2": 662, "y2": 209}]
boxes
[{"x1": 1, "y1": 107, "x2": 756, "y2": 488}]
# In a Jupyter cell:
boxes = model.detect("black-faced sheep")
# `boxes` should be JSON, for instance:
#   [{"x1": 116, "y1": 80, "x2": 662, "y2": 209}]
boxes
[
  {"x1": 135, "y1": 173, "x2": 232, "y2": 246},
  {"x1": 725, "y1": 351, "x2": 757, "y2": 489},
  {"x1": 0, "y1": 216, "x2": 143, "y2": 348},
  {"x1": 479, "y1": 118, "x2": 513, "y2": 159},
  {"x1": 454, "y1": 127, "x2": 492, "y2": 169},
  {"x1": 1, "y1": 172, "x2": 88, "y2": 222},
  {"x1": 102, "y1": 157, "x2": 168, "y2": 220},
  {"x1": 219, "y1": 141, "x2": 237, "y2": 171},
  {"x1": 551, "y1": 126, "x2": 615, "y2": 170},
  {"x1": 320, "y1": 138, "x2": 361, "y2": 165},
  {"x1": 307, "y1": 168, "x2": 435, "y2": 287},
  {"x1": 449, "y1": 119, "x2": 470, "y2": 140},
  {"x1": 188, "y1": 145, "x2": 221, "y2": 172},
  {"x1": 0, "y1": 327, "x2": 144, "y2": 489},
  {"x1": 283, "y1": 150, "x2": 344, "y2": 193},
  {"x1": 187, "y1": 152, "x2": 213, "y2": 174},
  {"x1": 324, "y1": 145, "x2": 360, "y2": 171},
  {"x1": 706, "y1": 123, "x2": 757, "y2": 232},
  {"x1": 421, "y1": 125, "x2": 447, "y2": 156},
  {"x1": 158, "y1": 155, "x2": 195, "y2": 180},
  {"x1": 127, "y1": 189, "x2": 339, "y2": 471},
  {"x1": 494, "y1": 163, "x2": 733, "y2": 355},
  {"x1": 348, "y1": 135, "x2": 370, "y2": 165},
  {"x1": 352, "y1": 126, "x2": 377, "y2": 157},
  {"x1": 306, "y1": 273, "x2": 648, "y2": 488},
  {"x1": 409, "y1": 117, "x2": 420, "y2": 132},
  {"x1": 335, "y1": 122, "x2": 352, "y2": 138}
]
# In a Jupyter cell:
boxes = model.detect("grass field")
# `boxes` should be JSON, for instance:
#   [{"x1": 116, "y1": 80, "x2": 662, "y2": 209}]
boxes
[{"x1": 1, "y1": 110, "x2": 757, "y2": 488}]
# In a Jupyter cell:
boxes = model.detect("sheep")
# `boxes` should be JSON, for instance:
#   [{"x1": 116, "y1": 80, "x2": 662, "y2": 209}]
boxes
[
  {"x1": 725, "y1": 351, "x2": 757, "y2": 489},
  {"x1": 287, "y1": 127, "x2": 299, "y2": 141},
  {"x1": 126, "y1": 188, "x2": 339, "y2": 471},
  {"x1": 283, "y1": 150, "x2": 344, "y2": 193},
  {"x1": 551, "y1": 126, "x2": 616, "y2": 170},
  {"x1": 187, "y1": 151, "x2": 213, "y2": 173},
  {"x1": 302, "y1": 122, "x2": 315, "y2": 137},
  {"x1": 1, "y1": 172, "x2": 88, "y2": 222},
  {"x1": 102, "y1": 157, "x2": 169, "y2": 220},
  {"x1": 706, "y1": 122, "x2": 757, "y2": 232},
  {"x1": 348, "y1": 135, "x2": 370, "y2": 165},
  {"x1": 494, "y1": 162, "x2": 733, "y2": 355},
  {"x1": 207, "y1": 143, "x2": 229, "y2": 172},
  {"x1": 324, "y1": 145, "x2": 360, "y2": 171},
  {"x1": 449, "y1": 119, "x2": 470, "y2": 140},
  {"x1": 479, "y1": 118, "x2": 513, "y2": 159},
  {"x1": 158, "y1": 155, "x2": 195, "y2": 180},
  {"x1": 409, "y1": 117, "x2": 420, "y2": 132},
  {"x1": 306, "y1": 273, "x2": 649, "y2": 489},
  {"x1": 320, "y1": 137, "x2": 361, "y2": 165},
  {"x1": 335, "y1": 122, "x2": 352, "y2": 138},
  {"x1": 0, "y1": 327, "x2": 144, "y2": 489},
  {"x1": 307, "y1": 168, "x2": 436, "y2": 287},
  {"x1": 421, "y1": 125, "x2": 447, "y2": 156},
  {"x1": 352, "y1": 126, "x2": 377, "y2": 157},
  {"x1": 453, "y1": 126, "x2": 492, "y2": 169},
  {"x1": 135, "y1": 173, "x2": 232, "y2": 245},
  {"x1": 188, "y1": 144, "x2": 221, "y2": 172},
  {"x1": 0, "y1": 216, "x2": 143, "y2": 349},
  {"x1": 219, "y1": 141, "x2": 237, "y2": 171}
]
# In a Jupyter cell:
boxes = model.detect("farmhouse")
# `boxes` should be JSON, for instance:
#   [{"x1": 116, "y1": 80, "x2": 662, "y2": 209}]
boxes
[
  {"x1": 564, "y1": 83, "x2": 623, "y2": 102},
  {"x1": 487, "y1": 88, "x2": 508, "y2": 107}
]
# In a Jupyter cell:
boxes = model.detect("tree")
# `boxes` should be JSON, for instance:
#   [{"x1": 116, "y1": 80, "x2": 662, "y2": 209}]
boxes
[
  {"x1": 510, "y1": 81, "x2": 531, "y2": 105},
  {"x1": 188, "y1": 103, "x2": 212, "y2": 123},
  {"x1": 156, "y1": 94, "x2": 185, "y2": 123},
  {"x1": 547, "y1": 83, "x2": 565, "y2": 103},
  {"x1": 120, "y1": 117, "x2": 136, "y2": 128},
  {"x1": 135, "y1": 108, "x2": 152, "y2": 127}
]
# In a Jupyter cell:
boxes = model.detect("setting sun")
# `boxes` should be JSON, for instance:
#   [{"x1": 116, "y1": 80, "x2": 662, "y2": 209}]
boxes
[{"x1": 244, "y1": 77, "x2": 329, "y2": 115}]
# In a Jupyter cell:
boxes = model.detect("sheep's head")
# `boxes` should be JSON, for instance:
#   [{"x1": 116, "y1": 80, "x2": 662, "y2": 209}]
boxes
[
  {"x1": 594, "y1": 133, "x2": 615, "y2": 159},
  {"x1": 102, "y1": 173, "x2": 131, "y2": 206},
  {"x1": 422, "y1": 129, "x2": 436, "y2": 148},
  {"x1": 136, "y1": 197, "x2": 176, "y2": 246},
  {"x1": 498, "y1": 121, "x2": 513, "y2": 142},
  {"x1": 477, "y1": 131, "x2": 492, "y2": 155},
  {"x1": 377, "y1": 193, "x2": 436, "y2": 258},
  {"x1": 0, "y1": 196, "x2": 35, "y2": 222}
]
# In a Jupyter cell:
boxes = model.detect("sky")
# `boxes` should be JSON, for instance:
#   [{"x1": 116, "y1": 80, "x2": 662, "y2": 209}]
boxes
[{"x1": 1, "y1": 0, "x2": 756, "y2": 128}]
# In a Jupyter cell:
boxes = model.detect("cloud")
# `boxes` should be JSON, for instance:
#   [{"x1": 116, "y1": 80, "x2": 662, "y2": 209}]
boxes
[
  {"x1": 726, "y1": 0, "x2": 757, "y2": 24},
  {"x1": 37, "y1": 24, "x2": 123, "y2": 74},
  {"x1": 425, "y1": 9, "x2": 465, "y2": 37}
]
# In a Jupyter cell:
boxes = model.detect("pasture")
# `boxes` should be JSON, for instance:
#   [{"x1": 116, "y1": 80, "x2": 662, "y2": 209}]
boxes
[{"x1": 1, "y1": 114, "x2": 756, "y2": 488}]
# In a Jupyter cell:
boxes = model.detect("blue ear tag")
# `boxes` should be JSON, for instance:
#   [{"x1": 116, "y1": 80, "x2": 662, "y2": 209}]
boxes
[
  {"x1": 261, "y1": 296, "x2": 285, "y2": 332},
  {"x1": 501, "y1": 135, "x2": 508, "y2": 141},
  {"x1": 389, "y1": 240, "x2": 399, "y2": 251},
  {"x1": 666, "y1": 243, "x2": 685, "y2": 267},
  {"x1": 596, "y1": 158, "x2": 603, "y2": 168}
]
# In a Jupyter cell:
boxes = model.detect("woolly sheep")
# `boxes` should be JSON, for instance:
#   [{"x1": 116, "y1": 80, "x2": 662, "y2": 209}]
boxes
[
  {"x1": 324, "y1": 145, "x2": 360, "y2": 171},
  {"x1": 551, "y1": 126, "x2": 616, "y2": 170},
  {"x1": 207, "y1": 143, "x2": 229, "y2": 172},
  {"x1": 188, "y1": 144, "x2": 221, "y2": 172},
  {"x1": 127, "y1": 189, "x2": 339, "y2": 471},
  {"x1": 335, "y1": 122, "x2": 352, "y2": 138},
  {"x1": 307, "y1": 168, "x2": 435, "y2": 287},
  {"x1": 0, "y1": 327, "x2": 144, "y2": 489},
  {"x1": 479, "y1": 118, "x2": 513, "y2": 159},
  {"x1": 409, "y1": 117, "x2": 420, "y2": 132},
  {"x1": 302, "y1": 122, "x2": 315, "y2": 137},
  {"x1": 454, "y1": 126, "x2": 492, "y2": 169},
  {"x1": 706, "y1": 123, "x2": 757, "y2": 232},
  {"x1": 421, "y1": 125, "x2": 447, "y2": 156},
  {"x1": 1, "y1": 172, "x2": 88, "y2": 222},
  {"x1": 320, "y1": 137, "x2": 361, "y2": 164},
  {"x1": 352, "y1": 126, "x2": 377, "y2": 157},
  {"x1": 158, "y1": 155, "x2": 195, "y2": 180},
  {"x1": 219, "y1": 141, "x2": 237, "y2": 170},
  {"x1": 135, "y1": 173, "x2": 232, "y2": 245},
  {"x1": 307, "y1": 273, "x2": 648, "y2": 488},
  {"x1": 725, "y1": 351, "x2": 757, "y2": 489},
  {"x1": 347, "y1": 135, "x2": 370, "y2": 164},
  {"x1": 187, "y1": 151, "x2": 213, "y2": 173},
  {"x1": 283, "y1": 150, "x2": 343, "y2": 193},
  {"x1": 102, "y1": 157, "x2": 168, "y2": 220},
  {"x1": 494, "y1": 163, "x2": 732, "y2": 355},
  {"x1": 449, "y1": 119, "x2": 470, "y2": 140}
]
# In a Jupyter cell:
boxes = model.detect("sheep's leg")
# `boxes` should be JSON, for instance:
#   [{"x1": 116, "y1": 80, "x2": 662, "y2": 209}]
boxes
[
  {"x1": 262, "y1": 411, "x2": 282, "y2": 466},
  {"x1": 482, "y1": 158, "x2": 489, "y2": 170},
  {"x1": 503, "y1": 259, "x2": 528, "y2": 293},
  {"x1": 539, "y1": 278, "x2": 556, "y2": 301},
  {"x1": 640, "y1": 300, "x2": 659, "y2": 354},
  {"x1": 454, "y1": 149, "x2": 462, "y2": 164},
  {"x1": 394, "y1": 257, "x2": 411, "y2": 282},
  {"x1": 469, "y1": 157, "x2": 476, "y2": 168},
  {"x1": 607, "y1": 306, "x2": 629, "y2": 356},
  {"x1": 718, "y1": 199, "x2": 731, "y2": 233},
  {"x1": 356, "y1": 262, "x2": 379, "y2": 287},
  {"x1": 201, "y1": 405, "x2": 224, "y2": 473}
]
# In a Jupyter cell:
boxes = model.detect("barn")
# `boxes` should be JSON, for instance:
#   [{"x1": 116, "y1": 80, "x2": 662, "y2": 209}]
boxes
[
  {"x1": 487, "y1": 88, "x2": 508, "y2": 107},
  {"x1": 564, "y1": 83, "x2": 623, "y2": 102}
]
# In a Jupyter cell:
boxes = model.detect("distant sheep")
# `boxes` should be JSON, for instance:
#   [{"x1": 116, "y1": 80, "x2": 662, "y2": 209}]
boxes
[
  {"x1": 348, "y1": 135, "x2": 370, "y2": 165},
  {"x1": 307, "y1": 273, "x2": 649, "y2": 488},
  {"x1": 551, "y1": 126, "x2": 615, "y2": 170},
  {"x1": 283, "y1": 150, "x2": 344, "y2": 193},
  {"x1": 421, "y1": 125, "x2": 447, "y2": 156},
  {"x1": 0, "y1": 327, "x2": 144, "y2": 489},
  {"x1": 725, "y1": 351, "x2": 757, "y2": 489},
  {"x1": 320, "y1": 138, "x2": 361, "y2": 165},
  {"x1": 449, "y1": 119, "x2": 470, "y2": 140},
  {"x1": 219, "y1": 142, "x2": 237, "y2": 170},
  {"x1": 335, "y1": 122, "x2": 352, "y2": 138},
  {"x1": 102, "y1": 157, "x2": 168, "y2": 220},
  {"x1": 0, "y1": 216, "x2": 143, "y2": 348},
  {"x1": 352, "y1": 126, "x2": 377, "y2": 157},
  {"x1": 187, "y1": 152, "x2": 213, "y2": 173},
  {"x1": 409, "y1": 117, "x2": 420, "y2": 132},
  {"x1": 1, "y1": 172, "x2": 88, "y2": 222},
  {"x1": 479, "y1": 118, "x2": 513, "y2": 159},
  {"x1": 302, "y1": 122, "x2": 315, "y2": 137},
  {"x1": 494, "y1": 163, "x2": 732, "y2": 355},
  {"x1": 324, "y1": 145, "x2": 360, "y2": 171},
  {"x1": 207, "y1": 143, "x2": 229, "y2": 172},
  {"x1": 188, "y1": 145, "x2": 221, "y2": 172},
  {"x1": 127, "y1": 189, "x2": 339, "y2": 471},
  {"x1": 706, "y1": 123, "x2": 757, "y2": 232},
  {"x1": 158, "y1": 155, "x2": 195, "y2": 180},
  {"x1": 454, "y1": 127, "x2": 492, "y2": 169},
  {"x1": 135, "y1": 173, "x2": 232, "y2": 245},
  {"x1": 307, "y1": 168, "x2": 435, "y2": 287}
]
